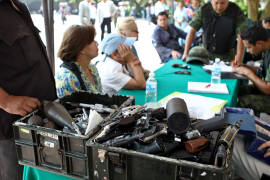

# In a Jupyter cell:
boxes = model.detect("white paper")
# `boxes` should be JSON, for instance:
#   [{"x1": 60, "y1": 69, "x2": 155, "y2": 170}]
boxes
[
  {"x1": 188, "y1": 82, "x2": 229, "y2": 94},
  {"x1": 159, "y1": 92, "x2": 227, "y2": 120},
  {"x1": 203, "y1": 64, "x2": 233, "y2": 72},
  {"x1": 85, "y1": 110, "x2": 103, "y2": 135}
]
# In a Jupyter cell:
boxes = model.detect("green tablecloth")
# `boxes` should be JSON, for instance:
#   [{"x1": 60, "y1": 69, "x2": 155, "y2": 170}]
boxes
[
  {"x1": 23, "y1": 60, "x2": 239, "y2": 180},
  {"x1": 23, "y1": 166, "x2": 75, "y2": 180},
  {"x1": 121, "y1": 60, "x2": 239, "y2": 106}
]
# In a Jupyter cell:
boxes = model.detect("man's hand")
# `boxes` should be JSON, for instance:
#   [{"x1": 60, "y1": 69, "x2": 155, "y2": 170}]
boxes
[
  {"x1": 230, "y1": 59, "x2": 238, "y2": 67},
  {"x1": 171, "y1": 50, "x2": 181, "y2": 60},
  {"x1": 182, "y1": 53, "x2": 188, "y2": 61},
  {"x1": 117, "y1": 44, "x2": 134, "y2": 64},
  {"x1": 1, "y1": 95, "x2": 40, "y2": 116},
  {"x1": 258, "y1": 141, "x2": 270, "y2": 158},
  {"x1": 233, "y1": 66, "x2": 252, "y2": 77}
]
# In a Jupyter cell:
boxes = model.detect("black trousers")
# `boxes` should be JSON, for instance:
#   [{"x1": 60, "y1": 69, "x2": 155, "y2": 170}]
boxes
[
  {"x1": 90, "y1": 18, "x2": 95, "y2": 25},
  {"x1": 100, "y1": 17, "x2": 111, "y2": 40},
  {"x1": 0, "y1": 139, "x2": 23, "y2": 180}
]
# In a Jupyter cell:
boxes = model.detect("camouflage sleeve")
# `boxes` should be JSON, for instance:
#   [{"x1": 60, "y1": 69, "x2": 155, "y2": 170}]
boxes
[
  {"x1": 189, "y1": 8, "x2": 202, "y2": 31},
  {"x1": 235, "y1": 7, "x2": 247, "y2": 35}
]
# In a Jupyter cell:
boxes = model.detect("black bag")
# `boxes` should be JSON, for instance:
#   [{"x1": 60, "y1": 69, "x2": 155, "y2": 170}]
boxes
[{"x1": 60, "y1": 62, "x2": 87, "y2": 91}]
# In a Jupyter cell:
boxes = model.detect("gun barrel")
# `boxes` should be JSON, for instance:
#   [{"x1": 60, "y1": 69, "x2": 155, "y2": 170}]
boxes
[
  {"x1": 215, "y1": 144, "x2": 227, "y2": 167},
  {"x1": 66, "y1": 102, "x2": 113, "y2": 113},
  {"x1": 94, "y1": 120, "x2": 120, "y2": 141},
  {"x1": 219, "y1": 120, "x2": 242, "y2": 148},
  {"x1": 105, "y1": 134, "x2": 142, "y2": 147}
]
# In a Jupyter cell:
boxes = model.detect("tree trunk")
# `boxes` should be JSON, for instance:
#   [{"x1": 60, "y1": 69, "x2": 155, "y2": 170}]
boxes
[
  {"x1": 261, "y1": 1, "x2": 270, "y2": 20},
  {"x1": 246, "y1": 0, "x2": 259, "y2": 21}
]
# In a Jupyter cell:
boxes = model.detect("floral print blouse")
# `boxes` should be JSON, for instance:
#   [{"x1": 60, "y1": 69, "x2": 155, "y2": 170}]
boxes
[{"x1": 55, "y1": 62, "x2": 102, "y2": 98}]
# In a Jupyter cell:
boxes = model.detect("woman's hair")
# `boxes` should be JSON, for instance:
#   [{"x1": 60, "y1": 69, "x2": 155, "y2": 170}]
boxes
[
  {"x1": 58, "y1": 25, "x2": 95, "y2": 62},
  {"x1": 117, "y1": 17, "x2": 136, "y2": 35}
]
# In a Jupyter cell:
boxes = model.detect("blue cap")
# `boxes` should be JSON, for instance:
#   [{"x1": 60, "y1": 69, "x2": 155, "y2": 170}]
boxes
[{"x1": 99, "y1": 33, "x2": 136, "y2": 55}]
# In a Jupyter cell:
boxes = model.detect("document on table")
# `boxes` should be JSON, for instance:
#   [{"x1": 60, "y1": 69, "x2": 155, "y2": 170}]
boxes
[
  {"x1": 203, "y1": 65, "x2": 247, "y2": 80},
  {"x1": 188, "y1": 82, "x2": 229, "y2": 94},
  {"x1": 203, "y1": 64, "x2": 233, "y2": 72},
  {"x1": 159, "y1": 92, "x2": 227, "y2": 120}
]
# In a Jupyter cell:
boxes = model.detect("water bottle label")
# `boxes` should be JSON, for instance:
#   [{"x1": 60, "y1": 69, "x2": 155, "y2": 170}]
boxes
[{"x1": 146, "y1": 83, "x2": 156, "y2": 91}]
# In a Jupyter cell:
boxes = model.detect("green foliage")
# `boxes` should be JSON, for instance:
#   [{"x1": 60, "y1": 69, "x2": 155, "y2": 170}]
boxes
[{"x1": 233, "y1": 0, "x2": 248, "y2": 15}]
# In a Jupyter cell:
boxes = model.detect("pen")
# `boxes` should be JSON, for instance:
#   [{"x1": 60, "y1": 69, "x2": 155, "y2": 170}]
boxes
[
  {"x1": 234, "y1": 56, "x2": 237, "y2": 66},
  {"x1": 205, "y1": 84, "x2": 211, "y2": 88}
]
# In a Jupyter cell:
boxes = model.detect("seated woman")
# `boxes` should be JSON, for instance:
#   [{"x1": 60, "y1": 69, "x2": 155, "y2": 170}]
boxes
[
  {"x1": 117, "y1": 17, "x2": 140, "y2": 56},
  {"x1": 55, "y1": 25, "x2": 102, "y2": 97},
  {"x1": 117, "y1": 17, "x2": 150, "y2": 77},
  {"x1": 96, "y1": 33, "x2": 146, "y2": 95}
]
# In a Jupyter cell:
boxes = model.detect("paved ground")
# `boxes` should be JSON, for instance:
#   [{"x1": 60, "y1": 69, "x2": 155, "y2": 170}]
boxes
[{"x1": 31, "y1": 13, "x2": 163, "y2": 73}]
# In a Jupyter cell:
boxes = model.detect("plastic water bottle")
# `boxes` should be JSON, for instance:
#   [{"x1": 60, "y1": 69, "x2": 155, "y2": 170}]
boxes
[
  {"x1": 145, "y1": 72, "x2": 158, "y2": 108},
  {"x1": 211, "y1": 58, "x2": 221, "y2": 84}
]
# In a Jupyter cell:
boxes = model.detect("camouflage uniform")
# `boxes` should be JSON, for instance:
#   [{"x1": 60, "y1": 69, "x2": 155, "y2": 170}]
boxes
[
  {"x1": 190, "y1": 2, "x2": 246, "y2": 62},
  {"x1": 238, "y1": 48, "x2": 270, "y2": 115}
]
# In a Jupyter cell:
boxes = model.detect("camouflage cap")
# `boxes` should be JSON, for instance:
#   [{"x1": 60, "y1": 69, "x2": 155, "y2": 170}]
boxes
[{"x1": 186, "y1": 46, "x2": 209, "y2": 64}]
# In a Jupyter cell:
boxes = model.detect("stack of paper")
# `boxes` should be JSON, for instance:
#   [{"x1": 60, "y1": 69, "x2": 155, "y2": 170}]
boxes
[
  {"x1": 188, "y1": 82, "x2": 229, "y2": 94},
  {"x1": 159, "y1": 92, "x2": 227, "y2": 119},
  {"x1": 203, "y1": 64, "x2": 233, "y2": 72}
]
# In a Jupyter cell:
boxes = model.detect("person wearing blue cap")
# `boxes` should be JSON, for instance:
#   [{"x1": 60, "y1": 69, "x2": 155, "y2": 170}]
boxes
[{"x1": 96, "y1": 33, "x2": 146, "y2": 95}]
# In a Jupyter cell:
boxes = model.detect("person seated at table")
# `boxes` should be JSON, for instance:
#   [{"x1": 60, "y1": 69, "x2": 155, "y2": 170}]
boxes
[
  {"x1": 152, "y1": 11, "x2": 187, "y2": 63},
  {"x1": 117, "y1": 17, "x2": 150, "y2": 78},
  {"x1": 96, "y1": 33, "x2": 146, "y2": 95},
  {"x1": 233, "y1": 23, "x2": 270, "y2": 115},
  {"x1": 117, "y1": 16, "x2": 140, "y2": 57},
  {"x1": 55, "y1": 25, "x2": 102, "y2": 98}
]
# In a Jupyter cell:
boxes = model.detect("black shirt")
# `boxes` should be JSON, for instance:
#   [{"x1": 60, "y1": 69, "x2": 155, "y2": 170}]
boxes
[
  {"x1": 0, "y1": 0, "x2": 57, "y2": 139},
  {"x1": 266, "y1": 29, "x2": 270, "y2": 38}
]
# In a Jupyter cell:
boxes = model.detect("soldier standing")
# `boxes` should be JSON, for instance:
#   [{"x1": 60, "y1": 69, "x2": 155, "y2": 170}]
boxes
[{"x1": 182, "y1": 0, "x2": 246, "y2": 64}]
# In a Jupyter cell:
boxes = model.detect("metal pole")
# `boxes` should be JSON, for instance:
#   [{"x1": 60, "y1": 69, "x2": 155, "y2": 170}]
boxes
[
  {"x1": 42, "y1": 0, "x2": 55, "y2": 74},
  {"x1": 48, "y1": 0, "x2": 55, "y2": 74}
]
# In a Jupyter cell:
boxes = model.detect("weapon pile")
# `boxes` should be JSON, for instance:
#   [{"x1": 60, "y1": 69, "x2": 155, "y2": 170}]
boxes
[{"x1": 92, "y1": 98, "x2": 242, "y2": 167}]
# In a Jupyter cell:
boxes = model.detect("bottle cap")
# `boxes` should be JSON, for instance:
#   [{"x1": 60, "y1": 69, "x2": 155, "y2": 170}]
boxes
[
  {"x1": 149, "y1": 72, "x2": 155, "y2": 77},
  {"x1": 215, "y1": 58, "x2": 221, "y2": 63}
]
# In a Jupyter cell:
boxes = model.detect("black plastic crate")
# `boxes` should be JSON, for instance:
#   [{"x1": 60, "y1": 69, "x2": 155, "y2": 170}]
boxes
[
  {"x1": 85, "y1": 104, "x2": 234, "y2": 180},
  {"x1": 86, "y1": 142, "x2": 233, "y2": 180},
  {"x1": 13, "y1": 92, "x2": 134, "y2": 179}
]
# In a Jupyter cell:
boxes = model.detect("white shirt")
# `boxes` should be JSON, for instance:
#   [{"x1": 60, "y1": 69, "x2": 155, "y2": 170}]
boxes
[
  {"x1": 96, "y1": 56, "x2": 131, "y2": 95},
  {"x1": 79, "y1": 0, "x2": 91, "y2": 24},
  {"x1": 89, "y1": 4, "x2": 97, "y2": 19},
  {"x1": 154, "y1": 1, "x2": 169, "y2": 16},
  {"x1": 97, "y1": 0, "x2": 116, "y2": 22},
  {"x1": 174, "y1": 7, "x2": 189, "y2": 30}
]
